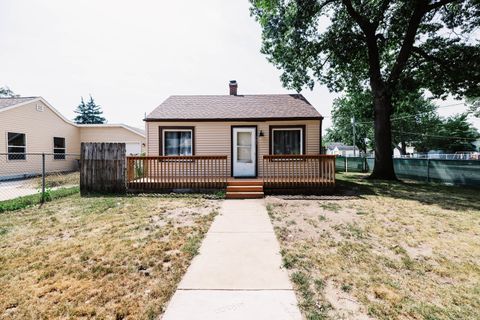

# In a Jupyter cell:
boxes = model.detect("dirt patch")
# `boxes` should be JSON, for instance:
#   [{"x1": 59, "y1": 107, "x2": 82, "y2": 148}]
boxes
[
  {"x1": 325, "y1": 281, "x2": 372, "y2": 320},
  {"x1": 267, "y1": 197, "x2": 361, "y2": 242}
]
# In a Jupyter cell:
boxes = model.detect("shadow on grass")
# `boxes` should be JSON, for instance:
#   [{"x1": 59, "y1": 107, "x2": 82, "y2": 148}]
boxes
[{"x1": 335, "y1": 173, "x2": 480, "y2": 212}]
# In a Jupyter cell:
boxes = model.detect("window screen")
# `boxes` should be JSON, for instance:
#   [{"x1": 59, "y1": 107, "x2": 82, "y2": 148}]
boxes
[
  {"x1": 7, "y1": 132, "x2": 26, "y2": 160},
  {"x1": 237, "y1": 131, "x2": 252, "y2": 163},
  {"x1": 54, "y1": 137, "x2": 66, "y2": 160},
  {"x1": 272, "y1": 129, "x2": 302, "y2": 155},
  {"x1": 164, "y1": 130, "x2": 192, "y2": 156}
]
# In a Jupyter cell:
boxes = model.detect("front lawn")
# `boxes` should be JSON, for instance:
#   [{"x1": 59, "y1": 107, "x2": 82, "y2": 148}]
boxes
[
  {"x1": 266, "y1": 173, "x2": 480, "y2": 320},
  {"x1": 0, "y1": 194, "x2": 220, "y2": 319}
]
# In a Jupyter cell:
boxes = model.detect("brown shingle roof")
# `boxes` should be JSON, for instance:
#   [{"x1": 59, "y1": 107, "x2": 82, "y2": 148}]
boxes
[
  {"x1": 0, "y1": 97, "x2": 38, "y2": 110},
  {"x1": 145, "y1": 94, "x2": 322, "y2": 121}
]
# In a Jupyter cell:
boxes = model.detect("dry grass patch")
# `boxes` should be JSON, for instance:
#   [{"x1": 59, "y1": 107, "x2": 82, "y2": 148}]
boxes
[
  {"x1": 266, "y1": 173, "x2": 480, "y2": 320},
  {"x1": 0, "y1": 194, "x2": 220, "y2": 319},
  {"x1": 30, "y1": 171, "x2": 80, "y2": 189}
]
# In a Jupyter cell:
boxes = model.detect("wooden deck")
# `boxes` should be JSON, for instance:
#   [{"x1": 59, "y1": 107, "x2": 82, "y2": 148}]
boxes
[{"x1": 126, "y1": 155, "x2": 336, "y2": 194}]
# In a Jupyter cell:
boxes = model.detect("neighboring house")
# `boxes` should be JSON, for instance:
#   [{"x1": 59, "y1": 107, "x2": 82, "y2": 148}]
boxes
[
  {"x1": 0, "y1": 96, "x2": 145, "y2": 179},
  {"x1": 326, "y1": 143, "x2": 358, "y2": 157},
  {"x1": 78, "y1": 124, "x2": 146, "y2": 155},
  {"x1": 393, "y1": 145, "x2": 415, "y2": 158},
  {"x1": 144, "y1": 81, "x2": 323, "y2": 178}
]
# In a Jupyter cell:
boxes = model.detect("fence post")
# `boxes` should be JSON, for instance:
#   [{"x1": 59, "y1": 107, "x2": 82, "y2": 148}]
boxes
[
  {"x1": 345, "y1": 157, "x2": 348, "y2": 173},
  {"x1": 41, "y1": 153, "x2": 46, "y2": 203},
  {"x1": 426, "y1": 158, "x2": 430, "y2": 183}
]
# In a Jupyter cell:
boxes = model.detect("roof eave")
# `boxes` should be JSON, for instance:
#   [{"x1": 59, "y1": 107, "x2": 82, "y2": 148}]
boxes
[{"x1": 144, "y1": 116, "x2": 323, "y2": 122}]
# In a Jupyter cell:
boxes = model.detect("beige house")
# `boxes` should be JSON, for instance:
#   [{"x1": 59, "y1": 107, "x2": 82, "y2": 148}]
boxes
[
  {"x1": 0, "y1": 96, "x2": 145, "y2": 179},
  {"x1": 145, "y1": 81, "x2": 323, "y2": 178}
]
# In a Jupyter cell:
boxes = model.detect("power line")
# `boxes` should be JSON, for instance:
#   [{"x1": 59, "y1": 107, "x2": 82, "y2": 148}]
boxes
[
  {"x1": 323, "y1": 102, "x2": 467, "y2": 122},
  {"x1": 345, "y1": 103, "x2": 468, "y2": 125},
  {"x1": 391, "y1": 130, "x2": 476, "y2": 141}
]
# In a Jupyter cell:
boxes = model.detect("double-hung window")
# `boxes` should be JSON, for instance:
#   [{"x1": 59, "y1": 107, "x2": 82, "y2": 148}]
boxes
[
  {"x1": 162, "y1": 128, "x2": 193, "y2": 156},
  {"x1": 271, "y1": 127, "x2": 304, "y2": 155},
  {"x1": 53, "y1": 137, "x2": 66, "y2": 160},
  {"x1": 7, "y1": 132, "x2": 26, "y2": 160}
]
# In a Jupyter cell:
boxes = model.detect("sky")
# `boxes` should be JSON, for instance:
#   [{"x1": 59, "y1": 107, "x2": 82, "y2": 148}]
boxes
[{"x1": 1, "y1": 0, "x2": 477, "y2": 132}]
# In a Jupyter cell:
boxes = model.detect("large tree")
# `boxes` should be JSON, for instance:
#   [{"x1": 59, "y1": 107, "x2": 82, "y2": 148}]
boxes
[
  {"x1": 74, "y1": 95, "x2": 106, "y2": 124},
  {"x1": 250, "y1": 0, "x2": 480, "y2": 179}
]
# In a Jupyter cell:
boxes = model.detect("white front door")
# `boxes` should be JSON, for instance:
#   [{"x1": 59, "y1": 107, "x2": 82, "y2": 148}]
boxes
[{"x1": 232, "y1": 127, "x2": 256, "y2": 177}]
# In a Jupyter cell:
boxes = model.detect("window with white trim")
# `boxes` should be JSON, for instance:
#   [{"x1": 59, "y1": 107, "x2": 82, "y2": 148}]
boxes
[
  {"x1": 53, "y1": 137, "x2": 66, "y2": 160},
  {"x1": 7, "y1": 132, "x2": 26, "y2": 160},
  {"x1": 163, "y1": 129, "x2": 193, "y2": 156},
  {"x1": 272, "y1": 128, "x2": 303, "y2": 155}
]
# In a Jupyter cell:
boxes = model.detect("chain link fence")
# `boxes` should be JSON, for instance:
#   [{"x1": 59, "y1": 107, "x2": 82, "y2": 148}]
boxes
[
  {"x1": 0, "y1": 153, "x2": 80, "y2": 203},
  {"x1": 336, "y1": 156, "x2": 480, "y2": 187}
]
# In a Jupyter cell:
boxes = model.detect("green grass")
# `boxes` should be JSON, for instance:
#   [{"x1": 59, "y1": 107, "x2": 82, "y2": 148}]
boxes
[{"x1": 0, "y1": 186, "x2": 79, "y2": 213}]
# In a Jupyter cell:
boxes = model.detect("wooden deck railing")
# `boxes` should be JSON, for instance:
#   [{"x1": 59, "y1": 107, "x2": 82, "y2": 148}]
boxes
[
  {"x1": 126, "y1": 155, "x2": 228, "y2": 191},
  {"x1": 262, "y1": 154, "x2": 336, "y2": 188}
]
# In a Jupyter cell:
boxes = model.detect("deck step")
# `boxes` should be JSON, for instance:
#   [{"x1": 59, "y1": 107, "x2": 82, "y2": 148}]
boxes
[
  {"x1": 227, "y1": 185, "x2": 263, "y2": 193},
  {"x1": 227, "y1": 180, "x2": 263, "y2": 187},
  {"x1": 226, "y1": 191, "x2": 264, "y2": 199}
]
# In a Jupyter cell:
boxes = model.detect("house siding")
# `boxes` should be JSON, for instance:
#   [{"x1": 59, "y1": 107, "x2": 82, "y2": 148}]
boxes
[
  {"x1": 146, "y1": 120, "x2": 321, "y2": 177},
  {"x1": 79, "y1": 127, "x2": 145, "y2": 153},
  {"x1": 0, "y1": 100, "x2": 80, "y2": 178},
  {"x1": 0, "y1": 100, "x2": 146, "y2": 179}
]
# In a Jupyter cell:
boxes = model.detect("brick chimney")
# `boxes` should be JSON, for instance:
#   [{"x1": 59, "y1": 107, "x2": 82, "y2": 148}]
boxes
[{"x1": 229, "y1": 80, "x2": 238, "y2": 96}]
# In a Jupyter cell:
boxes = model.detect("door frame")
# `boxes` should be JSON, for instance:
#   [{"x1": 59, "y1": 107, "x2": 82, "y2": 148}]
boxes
[{"x1": 230, "y1": 125, "x2": 258, "y2": 178}]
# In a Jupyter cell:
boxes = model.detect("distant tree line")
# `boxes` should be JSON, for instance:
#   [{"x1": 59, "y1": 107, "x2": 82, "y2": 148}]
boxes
[{"x1": 325, "y1": 89, "x2": 479, "y2": 154}]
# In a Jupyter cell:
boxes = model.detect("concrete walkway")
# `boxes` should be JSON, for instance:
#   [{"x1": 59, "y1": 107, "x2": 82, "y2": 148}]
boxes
[
  {"x1": 0, "y1": 180, "x2": 38, "y2": 201},
  {"x1": 162, "y1": 199, "x2": 302, "y2": 320}
]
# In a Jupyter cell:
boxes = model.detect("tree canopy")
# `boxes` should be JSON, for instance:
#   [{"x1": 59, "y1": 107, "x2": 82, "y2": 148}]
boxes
[
  {"x1": 250, "y1": 0, "x2": 480, "y2": 179},
  {"x1": 326, "y1": 89, "x2": 479, "y2": 154},
  {"x1": 74, "y1": 96, "x2": 106, "y2": 124},
  {"x1": 429, "y1": 113, "x2": 479, "y2": 152},
  {"x1": 467, "y1": 97, "x2": 480, "y2": 118}
]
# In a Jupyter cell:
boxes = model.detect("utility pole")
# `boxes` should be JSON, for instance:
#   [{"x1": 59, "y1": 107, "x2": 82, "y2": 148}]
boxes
[{"x1": 351, "y1": 116, "x2": 356, "y2": 157}]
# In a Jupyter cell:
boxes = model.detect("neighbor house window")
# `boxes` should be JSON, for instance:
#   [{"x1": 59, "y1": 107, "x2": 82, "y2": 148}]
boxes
[
  {"x1": 53, "y1": 137, "x2": 66, "y2": 160},
  {"x1": 160, "y1": 127, "x2": 194, "y2": 156},
  {"x1": 270, "y1": 126, "x2": 304, "y2": 155},
  {"x1": 7, "y1": 132, "x2": 26, "y2": 160}
]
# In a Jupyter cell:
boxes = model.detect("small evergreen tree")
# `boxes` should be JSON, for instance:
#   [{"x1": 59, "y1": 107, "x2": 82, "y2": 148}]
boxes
[
  {"x1": 74, "y1": 95, "x2": 106, "y2": 124},
  {"x1": 74, "y1": 97, "x2": 89, "y2": 124},
  {"x1": 0, "y1": 86, "x2": 18, "y2": 98}
]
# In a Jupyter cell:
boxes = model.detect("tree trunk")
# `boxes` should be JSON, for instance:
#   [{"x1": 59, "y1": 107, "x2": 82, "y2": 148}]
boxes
[
  {"x1": 400, "y1": 141, "x2": 407, "y2": 155},
  {"x1": 370, "y1": 92, "x2": 397, "y2": 180}
]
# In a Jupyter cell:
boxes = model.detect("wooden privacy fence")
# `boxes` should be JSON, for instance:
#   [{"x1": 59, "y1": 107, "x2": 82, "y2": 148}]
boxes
[
  {"x1": 80, "y1": 143, "x2": 126, "y2": 194},
  {"x1": 263, "y1": 154, "x2": 336, "y2": 188},
  {"x1": 126, "y1": 155, "x2": 228, "y2": 191}
]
